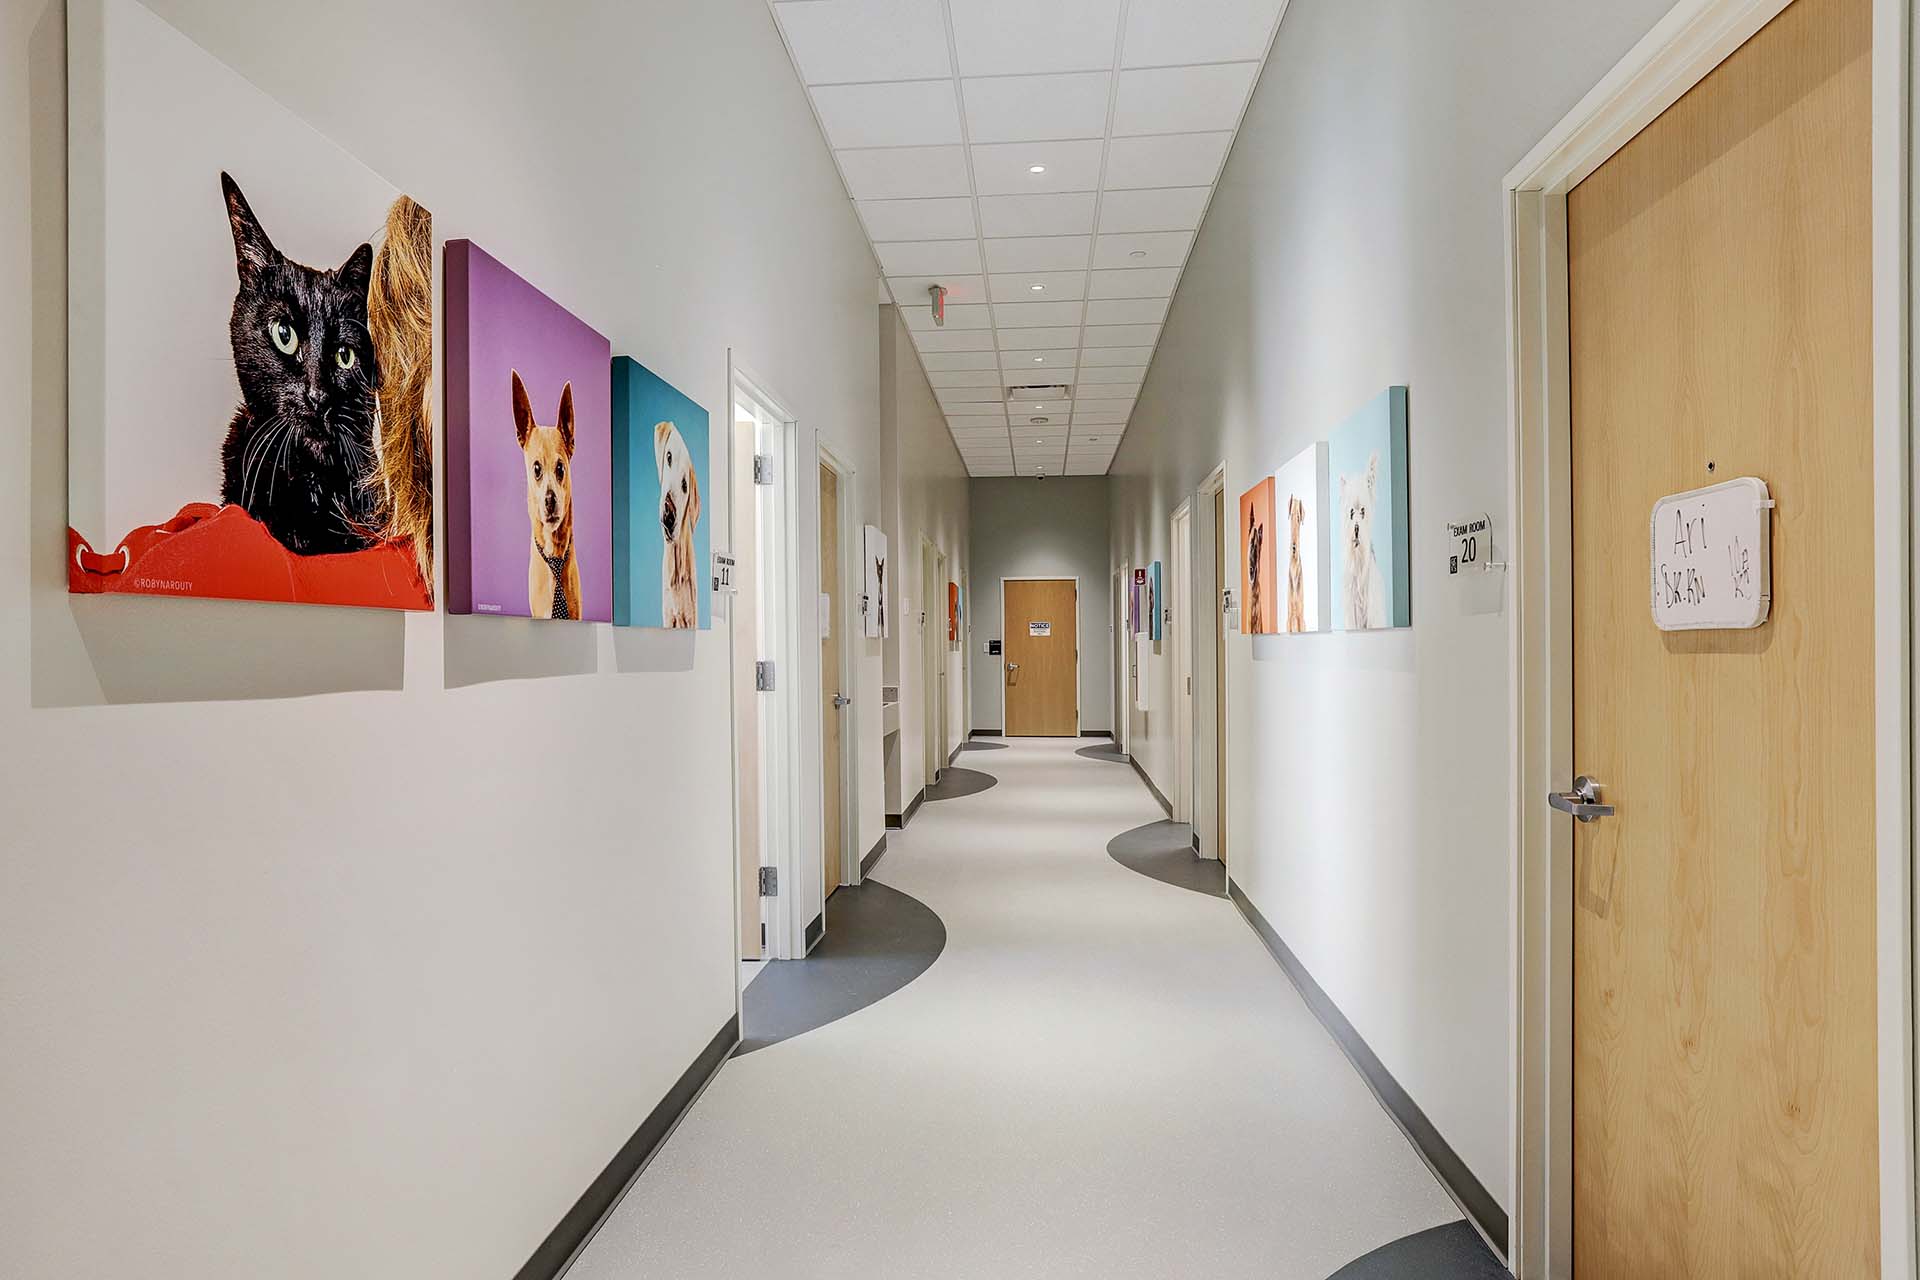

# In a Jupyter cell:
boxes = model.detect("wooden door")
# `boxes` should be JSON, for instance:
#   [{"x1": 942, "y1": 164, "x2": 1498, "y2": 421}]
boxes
[
  {"x1": 1567, "y1": 0, "x2": 1876, "y2": 1272},
  {"x1": 1004, "y1": 579, "x2": 1078, "y2": 736},
  {"x1": 818, "y1": 463, "x2": 842, "y2": 913}
]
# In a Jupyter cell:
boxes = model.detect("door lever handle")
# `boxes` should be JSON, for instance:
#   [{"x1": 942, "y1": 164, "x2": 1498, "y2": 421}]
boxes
[{"x1": 1547, "y1": 776, "x2": 1616, "y2": 823}]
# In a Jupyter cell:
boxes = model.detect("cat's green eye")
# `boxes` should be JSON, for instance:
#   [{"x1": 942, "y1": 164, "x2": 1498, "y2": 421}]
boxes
[
  {"x1": 269, "y1": 320, "x2": 298, "y2": 356},
  {"x1": 336, "y1": 346, "x2": 356, "y2": 371}
]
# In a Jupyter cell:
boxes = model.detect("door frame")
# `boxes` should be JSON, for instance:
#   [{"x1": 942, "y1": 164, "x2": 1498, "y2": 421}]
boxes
[
  {"x1": 817, "y1": 441, "x2": 860, "y2": 896},
  {"x1": 728, "y1": 355, "x2": 810, "y2": 963},
  {"x1": 1501, "y1": 1, "x2": 1915, "y2": 1275},
  {"x1": 1171, "y1": 499, "x2": 1195, "y2": 821},
  {"x1": 1113, "y1": 565, "x2": 1129, "y2": 753},
  {"x1": 1198, "y1": 462, "x2": 1229, "y2": 868},
  {"x1": 1000, "y1": 575, "x2": 1081, "y2": 737},
  {"x1": 922, "y1": 537, "x2": 946, "y2": 785}
]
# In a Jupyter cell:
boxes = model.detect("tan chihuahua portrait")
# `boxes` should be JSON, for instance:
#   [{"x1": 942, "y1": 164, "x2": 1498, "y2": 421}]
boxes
[{"x1": 512, "y1": 370, "x2": 582, "y2": 620}]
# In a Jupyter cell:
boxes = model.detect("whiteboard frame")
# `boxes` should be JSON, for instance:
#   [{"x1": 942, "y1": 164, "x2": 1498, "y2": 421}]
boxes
[
  {"x1": 1648, "y1": 476, "x2": 1773, "y2": 631},
  {"x1": 1502, "y1": 0, "x2": 1914, "y2": 1275}
]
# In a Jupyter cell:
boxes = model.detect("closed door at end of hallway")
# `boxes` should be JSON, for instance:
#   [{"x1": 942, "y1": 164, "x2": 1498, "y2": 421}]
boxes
[{"x1": 1003, "y1": 579, "x2": 1077, "y2": 737}]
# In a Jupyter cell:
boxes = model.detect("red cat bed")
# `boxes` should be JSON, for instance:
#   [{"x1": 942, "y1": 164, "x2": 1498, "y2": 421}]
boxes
[{"x1": 68, "y1": 503, "x2": 431, "y2": 611}]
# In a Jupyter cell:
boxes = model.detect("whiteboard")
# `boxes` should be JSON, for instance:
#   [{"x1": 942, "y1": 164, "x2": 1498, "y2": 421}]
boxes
[{"x1": 1649, "y1": 477, "x2": 1773, "y2": 631}]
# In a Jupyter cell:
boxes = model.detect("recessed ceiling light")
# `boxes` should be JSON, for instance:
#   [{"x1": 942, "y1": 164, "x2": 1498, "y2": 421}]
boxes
[
  {"x1": 1128, "y1": 250, "x2": 1148, "y2": 259},
  {"x1": 1032, "y1": 356, "x2": 1044, "y2": 363},
  {"x1": 1089, "y1": 437, "x2": 1100, "y2": 443},
  {"x1": 1029, "y1": 283, "x2": 1045, "y2": 292},
  {"x1": 1034, "y1": 404, "x2": 1044, "y2": 409},
  {"x1": 1031, "y1": 417, "x2": 1049, "y2": 424},
  {"x1": 1028, "y1": 164, "x2": 1047, "y2": 174}
]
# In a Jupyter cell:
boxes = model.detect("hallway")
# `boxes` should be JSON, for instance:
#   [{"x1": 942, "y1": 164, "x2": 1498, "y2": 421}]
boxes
[{"x1": 571, "y1": 739, "x2": 1476, "y2": 1279}]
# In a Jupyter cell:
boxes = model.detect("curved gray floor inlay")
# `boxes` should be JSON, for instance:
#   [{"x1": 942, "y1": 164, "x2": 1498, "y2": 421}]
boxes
[
  {"x1": 1107, "y1": 820, "x2": 1225, "y2": 898},
  {"x1": 926, "y1": 766, "x2": 997, "y2": 800},
  {"x1": 1076, "y1": 742, "x2": 1128, "y2": 764},
  {"x1": 1326, "y1": 1221, "x2": 1506, "y2": 1279},
  {"x1": 738, "y1": 879, "x2": 946, "y2": 1055},
  {"x1": 960, "y1": 739, "x2": 1008, "y2": 751}
]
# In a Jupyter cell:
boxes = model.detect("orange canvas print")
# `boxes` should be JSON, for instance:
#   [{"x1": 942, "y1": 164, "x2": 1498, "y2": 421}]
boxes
[{"x1": 1239, "y1": 477, "x2": 1278, "y2": 634}]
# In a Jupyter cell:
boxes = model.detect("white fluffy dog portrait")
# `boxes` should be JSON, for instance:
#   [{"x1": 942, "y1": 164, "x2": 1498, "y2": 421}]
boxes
[
  {"x1": 655, "y1": 420, "x2": 701, "y2": 629},
  {"x1": 1339, "y1": 451, "x2": 1388, "y2": 629}
]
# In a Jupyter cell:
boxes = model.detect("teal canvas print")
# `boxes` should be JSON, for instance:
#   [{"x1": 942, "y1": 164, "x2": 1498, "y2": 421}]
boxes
[
  {"x1": 613, "y1": 356, "x2": 710, "y2": 629},
  {"x1": 1328, "y1": 387, "x2": 1410, "y2": 630}
]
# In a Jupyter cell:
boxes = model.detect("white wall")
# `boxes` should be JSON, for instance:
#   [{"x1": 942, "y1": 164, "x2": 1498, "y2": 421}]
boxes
[
  {"x1": 881, "y1": 307, "x2": 971, "y2": 813},
  {"x1": 0, "y1": 1, "x2": 883, "y2": 1276},
  {"x1": 970, "y1": 477, "x2": 1110, "y2": 734},
  {"x1": 1108, "y1": 0, "x2": 1673, "y2": 1213}
]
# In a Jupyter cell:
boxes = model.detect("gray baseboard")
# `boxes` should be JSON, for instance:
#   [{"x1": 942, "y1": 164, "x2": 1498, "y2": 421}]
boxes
[
  {"x1": 861, "y1": 834, "x2": 887, "y2": 877},
  {"x1": 1227, "y1": 879, "x2": 1508, "y2": 1262},
  {"x1": 887, "y1": 785, "x2": 924, "y2": 830},
  {"x1": 970, "y1": 728, "x2": 1003, "y2": 738},
  {"x1": 1128, "y1": 755, "x2": 1172, "y2": 816},
  {"x1": 1080, "y1": 729, "x2": 1110, "y2": 737},
  {"x1": 949, "y1": 742, "x2": 963, "y2": 766},
  {"x1": 805, "y1": 911, "x2": 824, "y2": 951},
  {"x1": 514, "y1": 1015, "x2": 738, "y2": 1280}
]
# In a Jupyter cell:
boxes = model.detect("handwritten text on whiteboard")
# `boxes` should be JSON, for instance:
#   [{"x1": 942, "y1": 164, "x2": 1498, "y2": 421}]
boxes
[{"x1": 1649, "y1": 477, "x2": 1773, "y2": 631}]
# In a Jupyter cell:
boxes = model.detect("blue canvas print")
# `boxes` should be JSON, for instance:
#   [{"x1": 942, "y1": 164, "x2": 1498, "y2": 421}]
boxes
[
  {"x1": 1327, "y1": 387, "x2": 1410, "y2": 630},
  {"x1": 613, "y1": 356, "x2": 710, "y2": 629}
]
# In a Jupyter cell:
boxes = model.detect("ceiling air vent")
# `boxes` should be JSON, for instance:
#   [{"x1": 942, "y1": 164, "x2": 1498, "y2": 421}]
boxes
[{"x1": 1006, "y1": 384, "x2": 1072, "y2": 404}]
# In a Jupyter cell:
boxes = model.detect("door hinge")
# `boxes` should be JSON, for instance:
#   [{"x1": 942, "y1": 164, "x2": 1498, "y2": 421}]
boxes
[
  {"x1": 753, "y1": 454, "x2": 775, "y2": 486},
  {"x1": 756, "y1": 660, "x2": 776, "y2": 691},
  {"x1": 759, "y1": 866, "x2": 778, "y2": 896}
]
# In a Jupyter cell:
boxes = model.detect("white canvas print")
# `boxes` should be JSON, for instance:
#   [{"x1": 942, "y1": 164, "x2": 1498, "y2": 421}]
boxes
[
  {"x1": 863, "y1": 525, "x2": 889, "y2": 638},
  {"x1": 1272, "y1": 441, "x2": 1330, "y2": 633}
]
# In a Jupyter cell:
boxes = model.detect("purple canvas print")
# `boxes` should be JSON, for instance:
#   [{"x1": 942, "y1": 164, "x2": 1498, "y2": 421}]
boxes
[{"x1": 445, "y1": 239, "x2": 612, "y2": 621}]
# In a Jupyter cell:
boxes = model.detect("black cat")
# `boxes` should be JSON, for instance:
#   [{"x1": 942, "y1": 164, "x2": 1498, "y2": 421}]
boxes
[{"x1": 217, "y1": 172, "x2": 381, "y2": 556}]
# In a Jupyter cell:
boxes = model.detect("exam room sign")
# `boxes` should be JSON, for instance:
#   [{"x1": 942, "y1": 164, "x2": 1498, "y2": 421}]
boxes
[{"x1": 1649, "y1": 477, "x2": 1772, "y2": 631}]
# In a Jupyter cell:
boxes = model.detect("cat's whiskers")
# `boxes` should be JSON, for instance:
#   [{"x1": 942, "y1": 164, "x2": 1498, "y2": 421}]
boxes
[{"x1": 240, "y1": 415, "x2": 293, "y2": 512}]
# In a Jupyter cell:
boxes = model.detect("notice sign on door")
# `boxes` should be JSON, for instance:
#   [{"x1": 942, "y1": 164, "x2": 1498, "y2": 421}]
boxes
[
  {"x1": 1029, "y1": 621, "x2": 1051, "y2": 637},
  {"x1": 1650, "y1": 477, "x2": 1773, "y2": 631}
]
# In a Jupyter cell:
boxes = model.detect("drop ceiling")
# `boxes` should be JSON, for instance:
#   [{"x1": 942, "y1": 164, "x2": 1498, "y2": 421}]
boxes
[{"x1": 768, "y1": 0, "x2": 1287, "y2": 477}]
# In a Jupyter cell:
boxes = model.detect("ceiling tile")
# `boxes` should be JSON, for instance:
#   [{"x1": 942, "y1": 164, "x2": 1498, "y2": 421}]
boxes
[
  {"x1": 971, "y1": 139, "x2": 1105, "y2": 195},
  {"x1": 1097, "y1": 186, "x2": 1211, "y2": 234},
  {"x1": 928, "y1": 369, "x2": 1004, "y2": 388},
  {"x1": 984, "y1": 236, "x2": 1093, "y2": 273},
  {"x1": 1121, "y1": 0, "x2": 1285, "y2": 68},
  {"x1": 948, "y1": 410, "x2": 1009, "y2": 427},
  {"x1": 1072, "y1": 409, "x2": 1132, "y2": 425},
  {"x1": 987, "y1": 270, "x2": 1088, "y2": 302},
  {"x1": 1000, "y1": 348, "x2": 1081, "y2": 372},
  {"x1": 1085, "y1": 297, "x2": 1169, "y2": 325},
  {"x1": 938, "y1": 386, "x2": 1007, "y2": 404},
  {"x1": 948, "y1": 0, "x2": 1123, "y2": 76},
  {"x1": 951, "y1": 425, "x2": 1011, "y2": 439},
  {"x1": 904, "y1": 302, "x2": 993, "y2": 330},
  {"x1": 1092, "y1": 230, "x2": 1192, "y2": 269},
  {"x1": 993, "y1": 300, "x2": 1086, "y2": 328},
  {"x1": 962, "y1": 72, "x2": 1112, "y2": 143},
  {"x1": 1103, "y1": 131, "x2": 1233, "y2": 189},
  {"x1": 876, "y1": 240, "x2": 983, "y2": 276},
  {"x1": 1088, "y1": 267, "x2": 1180, "y2": 299},
  {"x1": 1084, "y1": 382, "x2": 1141, "y2": 400},
  {"x1": 1079, "y1": 345, "x2": 1156, "y2": 366},
  {"x1": 912, "y1": 328, "x2": 998, "y2": 352},
  {"x1": 1009, "y1": 397, "x2": 1073, "y2": 416},
  {"x1": 995, "y1": 325, "x2": 1085, "y2": 350},
  {"x1": 1077, "y1": 364, "x2": 1148, "y2": 384},
  {"x1": 1082, "y1": 323, "x2": 1160, "y2": 346},
  {"x1": 1065, "y1": 461, "x2": 1110, "y2": 475},
  {"x1": 919, "y1": 350, "x2": 1001, "y2": 371},
  {"x1": 811, "y1": 80, "x2": 963, "y2": 149},
  {"x1": 977, "y1": 192, "x2": 1098, "y2": 238},
  {"x1": 1113, "y1": 64, "x2": 1259, "y2": 138},
  {"x1": 888, "y1": 273, "x2": 985, "y2": 305},
  {"x1": 858, "y1": 197, "x2": 978, "y2": 242},
  {"x1": 772, "y1": 0, "x2": 952, "y2": 84},
  {"x1": 837, "y1": 145, "x2": 972, "y2": 199}
]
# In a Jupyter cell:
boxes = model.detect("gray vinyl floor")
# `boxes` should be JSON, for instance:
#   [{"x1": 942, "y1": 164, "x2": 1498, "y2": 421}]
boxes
[{"x1": 569, "y1": 737, "x2": 1479, "y2": 1279}]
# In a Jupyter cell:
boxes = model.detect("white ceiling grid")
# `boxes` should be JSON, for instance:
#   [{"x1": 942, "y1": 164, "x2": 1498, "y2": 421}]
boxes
[{"x1": 770, "y1": 0, "x2": 1287, "y2": 476}]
